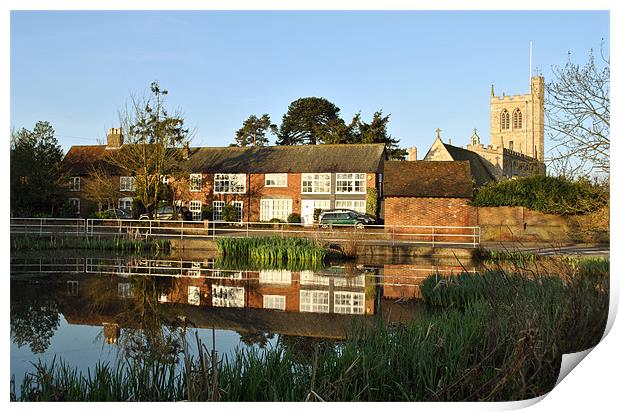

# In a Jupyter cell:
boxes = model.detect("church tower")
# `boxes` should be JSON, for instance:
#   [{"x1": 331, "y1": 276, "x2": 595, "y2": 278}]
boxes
[{"x1": 490, "y1": 76, "x2": 544, "y2": 161}]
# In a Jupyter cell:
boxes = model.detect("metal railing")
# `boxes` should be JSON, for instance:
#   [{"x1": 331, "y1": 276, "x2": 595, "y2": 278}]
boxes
[{"x1": 10, "y1": 217, "x2": 481, "y2": 248}]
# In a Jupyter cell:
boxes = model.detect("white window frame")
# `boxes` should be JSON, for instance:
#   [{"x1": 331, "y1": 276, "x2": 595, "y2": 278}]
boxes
[
  {"x1": 300, "y1": 270, "x2": 330, "y2": 286},
  {"x1": 118, "y1": 283, "x2": 133, "y2": 299},
  {"x1": 259, "y1": 270, "x2": 292, "y2": 285},
  {"x1": 213, "y1": 201, "x2": 225, "y2": 221},
  {"x1": 69, "y1": 177, "x2": 80, "y2": 191},
  {"x1": 214, "y1": 174, "x2": 246, "y2": 194},
  {"x1": 300, "y1": 290, "x2": 330, "y2": 313},
  {"x1": 212, "y1": 285, "x2": 245, "y2": 308},
  {"x1": 301, "y1": 173, "x2": 331, "y2": 194},
  {"x1": 189, "y1": 200, "x2": 202, "y2": 221},
  {"x1": 333, "y1": 292, "x2": 365, "y2": 314},
  {"x1": 69, "y1": 198, "x2": 80, "y2": 215},
  {"x1": 189, "y1": 174, "x2": 202, "y2": 192},
  {"x1": 118, "y1": 197, "x2": 133, "y2": 212},
  {"x1": 336, "y1": 173, "x2": 366, "y2": 194},
  {"x1": 232, "y1": 201, "x2": 243, "y2": 223},
  {"x1": 263, "y1": 295, "x2": 286, "y2": 311},
  {"x1": 335, "y1": 200, "x2": 367, "y2": 214},
  {"x1": 265, "y1": 173, "x2": 287, "y2": 187},
  {"x1": 188, "y1": 286, "x2": 201, "y2": 306},
  {"x1": 120, "y1": 176, "x2": 136, "y2": 192},
  {"x1": 260, "y1": 198, "x2": 292, "y2": 221}
]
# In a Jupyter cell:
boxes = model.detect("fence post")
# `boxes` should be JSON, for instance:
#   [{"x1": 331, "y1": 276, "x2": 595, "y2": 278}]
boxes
[
  {"x1": 40, "y1": 218, "x2": 43, "y2": 236},
  {"x1": 280, "y1": 223, "x2": 284, "y2": 238},
  {"x1": 181, "y1": 221, "x2": 184, "y2": 240}
]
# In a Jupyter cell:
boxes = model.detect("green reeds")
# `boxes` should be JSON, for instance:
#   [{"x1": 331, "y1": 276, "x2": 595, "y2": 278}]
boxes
[
  {"x1": 10, "y1": 235, "x2": 170, "y2": 252},
  {"x1": 215, "y1": 237, "x2": 342, "y2": 264}
]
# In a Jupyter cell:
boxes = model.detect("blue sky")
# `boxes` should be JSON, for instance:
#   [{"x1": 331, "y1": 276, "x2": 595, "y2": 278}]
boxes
[{"x1": 10, "y1": 10, "x2": 609, "y2": 154}]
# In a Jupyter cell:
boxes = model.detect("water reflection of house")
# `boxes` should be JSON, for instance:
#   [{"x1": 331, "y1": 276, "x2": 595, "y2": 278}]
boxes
[{"x1": 382, "y1": 263, "x2": 477, "y2": 300}]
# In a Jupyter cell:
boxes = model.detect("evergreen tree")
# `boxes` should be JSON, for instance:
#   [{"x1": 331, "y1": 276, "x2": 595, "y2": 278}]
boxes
[
  {"x1": 277, "y1": 97, "x2": 344, "y2": 145},
  {"x1": 234, "y1": 114, "x2": 277, "y2": 146}
]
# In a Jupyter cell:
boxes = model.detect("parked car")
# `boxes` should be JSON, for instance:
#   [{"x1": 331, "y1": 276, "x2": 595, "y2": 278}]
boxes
[
  {"x1": 139, "y1": 206, "x2": 192, "y2": 221},
  {"x1": 318, "y1": 209, "x2": 376, "y2": 229},
  {"x1": 103, "y1": 208, "x2": 132, "y2": 219}
]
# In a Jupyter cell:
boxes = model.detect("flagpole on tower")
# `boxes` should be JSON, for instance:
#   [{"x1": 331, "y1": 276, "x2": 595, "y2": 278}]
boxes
[{"x1": 529, "y1": 41, "x2": 533, "y2": 92}]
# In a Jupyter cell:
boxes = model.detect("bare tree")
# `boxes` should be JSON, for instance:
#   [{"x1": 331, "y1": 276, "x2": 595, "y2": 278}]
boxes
[
  {"x1": 107, "y1": 81, "x2": 190, "y2": 218},
  {"x1": 546, "y1": 44, "x2": 609, "y2": 178},
  {"x1": 82, "y1": 165, "x2": 120, "y2": 212}
]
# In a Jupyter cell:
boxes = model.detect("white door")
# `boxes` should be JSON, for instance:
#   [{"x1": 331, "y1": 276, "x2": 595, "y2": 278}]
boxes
[{"x1": 301, "y1": 200, "x2": 330, "y2": 225}]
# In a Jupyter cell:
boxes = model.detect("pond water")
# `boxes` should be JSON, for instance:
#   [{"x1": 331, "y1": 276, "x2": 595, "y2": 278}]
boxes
[{"x1": 10, "y1": 250, "x2": 479, "y2": 394}]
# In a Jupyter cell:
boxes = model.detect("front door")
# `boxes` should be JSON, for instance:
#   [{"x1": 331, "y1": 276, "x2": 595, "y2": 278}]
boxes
[{"x1": 301, "y1": 200, "x2": 330, "y2": 226}]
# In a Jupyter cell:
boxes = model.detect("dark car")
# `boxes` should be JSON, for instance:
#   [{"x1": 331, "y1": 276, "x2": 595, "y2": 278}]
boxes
[
  {"x1": 139, "y1": 205, "x2": 192, "y2": 221},
  {"x1": 105, "y1": 208, "x2": 132, "y2": 219},
  {"x1": 318, "y1": 209, "x2": 376, "y2": 229}
]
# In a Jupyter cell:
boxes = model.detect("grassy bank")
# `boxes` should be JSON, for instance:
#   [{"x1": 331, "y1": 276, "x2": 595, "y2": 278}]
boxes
[
  {"x1": 10, "y1": 235, "x2": 170, "y2": 253},
  {"x1": 215, "y1": 237, "x2": 344, "y2": 264},
  {"x1": 12, "y1": 257, "x2": 608, "y2": 401}
]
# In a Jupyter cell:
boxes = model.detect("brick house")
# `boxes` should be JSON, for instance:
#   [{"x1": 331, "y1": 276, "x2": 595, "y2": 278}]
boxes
[
  {"x1": 62, "y1": 128, "x2": 386, "y2": 222},
  {"x1": 383, "y1": 160, "x2": 477, "y2": 230}
]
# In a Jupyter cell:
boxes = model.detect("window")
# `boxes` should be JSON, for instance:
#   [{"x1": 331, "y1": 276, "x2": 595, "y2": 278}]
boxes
[
  {"x1": 259, "y1": 270, "x2": 292, "y2": 285},
  {"x1": 160, "y1": 175, "x2": 170, "y2": 185},
  {"x1": 300, "y1": 290, "x2": 330, "y2": 313},
  {"x1": 118, "y1": 283, "x2": 133, "y2": 299},
  {"x1": 500, "y1": 109, "x2": 510, "y2": 130},
  {"x1": 69, "y1": 198, "x2": 80, "y2": 215},
  {"x1": 120, "y1": 176, "x2": 136, "y2": 192},
  {"x1": 212, "y1": 285, "x2": 245, "y2": 308},
  {"x1": 119, "y1": 197, "x2": 133, "y2": 211},
  {"x1": 263, "y1": 295, "x2": 286, "y2": 310},
  {"x1": 214, "y1": 174, "x2": 246, "y2": 193},
  {"x1": 333, "y1": 292, "x2": 365, "y2": 314},
  {"x1": 69, "y1": 177, "x2": 80, "y2": 191},
  {"x1": 187, "y1": 262, "x2": 202, "y2": 277},
  {"x1": 302, "y1": 173, "x2": 331, "y2": 193},
  {"x1": 20, "y1": 176, "x2": 28, "y2": 184},
  {"x1": 336, "y1": 173, "x2": 366, "y2": 193},
  {"x1": 232, "y1": 201, "x2": 243, "y2": 222},
  {"x1": 335, "y1": 200, "x2": 366, "y2": 214},
  {"x1": 213, "y1": 201, "x2": 225, "y2": 221},
  {"x1": 513, "y1": 108, "x2": 523, "y2": 129},
  {"x1": 260, "y1": 198, "x2": 293, "y2": 221},
  {"x1": 188, "y1": 286, "x2": 201, "y2": 306},
  {"x1": 333, "y1": 275, "x2": 365, "y2": 287},
  {"x1": 189, "y1": 174, "x2": 202, "y2": 192},
  {"x1": 66, "y1": 281, "x2": 79, "y2": 296},
  {"x1": 300, "y1": 270, "x2": 330, "y2": 286},
  {"x1": 189, "y1": 200, "x2": 202, "y2": 221},
  {"x1": 265, "y1": 173, "x2": 287, "y2": 187}
]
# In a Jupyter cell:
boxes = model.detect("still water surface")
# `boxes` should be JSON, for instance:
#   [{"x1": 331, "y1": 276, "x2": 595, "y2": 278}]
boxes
[{"x1": 10, "y1": 251, "x2": 478, "y2": 393}]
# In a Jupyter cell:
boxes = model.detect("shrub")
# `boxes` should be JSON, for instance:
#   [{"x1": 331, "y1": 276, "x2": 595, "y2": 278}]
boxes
[
  {"x1": 471, "y1": 175, "x2": 608, "y2": 215},
  {"x1": 268, "y1": 218, "x2": 284, "y2": 223},
  {"x1": 91, "y1": 210, "x2": 115, "y2": 219},
  {"x1": 313, "y1": 208, "x2": 323, "y2": 222},
  {"x1": 201, "y1": 204, "x2": 213, "y2": 220},
  {"x1": 366, "y1": 187, "x2": 378, "y2": 218},
  {"x1": 287, "y1": 213, "x2": 301, "y2": 224},
  {"x1": 222, "y1": 205, "x2": 239, "y2": 222}
]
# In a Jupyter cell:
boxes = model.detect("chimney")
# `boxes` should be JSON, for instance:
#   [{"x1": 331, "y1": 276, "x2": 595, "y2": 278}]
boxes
[
  {"x1": 107, "y1": 128, "x2": 123, "y2": 148},
  {"x1": 407, "y1": 146, "x2": 417, "y2": 161}
]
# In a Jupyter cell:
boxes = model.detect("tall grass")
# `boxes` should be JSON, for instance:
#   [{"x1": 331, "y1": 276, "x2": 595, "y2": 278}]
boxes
[
  {"x1": 11, "y1": 235, "x2": 170, "y2": 253},
  {"x1": 216, "y1": 237, "x2": 343, "y2": 264}
]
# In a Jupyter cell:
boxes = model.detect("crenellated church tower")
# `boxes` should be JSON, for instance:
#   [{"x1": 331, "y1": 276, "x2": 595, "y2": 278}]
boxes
[{"x1": 490, "y1": 76, "x2": 544, "y2": 161}]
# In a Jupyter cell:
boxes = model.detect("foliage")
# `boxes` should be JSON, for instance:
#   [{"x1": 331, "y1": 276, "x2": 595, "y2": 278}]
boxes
[
  {"x1": 10, "y1": 121, "x2": 66, "y2": 217},
  {"x1": 82, "y1": 166, "x2": 119, "y2": 212},
  {"x1": 221, "y1": 205, "x2": 239, "y2": 222},
  {"x1": 286, "y1": 213, "x2": 301, "y2": 223},
  {"x1": 201, "y1": 204, "x2": 213, "y2": 220},
  {"x1": 235, "y1": 114, "x2": 277, "y2": 146},
  {"x1": 546, "y1": 45, "x2": 609, "y2": 177},
  {"x1": 106, "y1": 81, "x2": 190, "y2": 219},
  {"x1": 10, "y1": 285, "x2": 60, "y2": 354},
  {"x1": 91, "y1": 210, "x2": 117, "y2": 219},
  {"x1": 365, "y1": 187, "x2": 378, "y2": 218},
  {"x1": 215, "y1": 236, "x2": 343, "y2": 264},
  {"x1": 277, "y1": 97, "x2": 344, "y2": 145},
  {"x1": 313, "y1": 208, "x2": 323, "y2": 222},
  {"x1": 268, "y1": 218, "x2": 284, "y2": 223},
  {"x1": 470, "y1": 175, "x2": 608, "y2": 215},
  {"x1": 10, "y1": 236, "x2": 170, "y2": 252}
]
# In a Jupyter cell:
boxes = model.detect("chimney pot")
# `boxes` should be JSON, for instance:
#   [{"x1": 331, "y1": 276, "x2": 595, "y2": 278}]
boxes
[{"x1": 407, "y1": 146, "x2": 417, "y2": 161}]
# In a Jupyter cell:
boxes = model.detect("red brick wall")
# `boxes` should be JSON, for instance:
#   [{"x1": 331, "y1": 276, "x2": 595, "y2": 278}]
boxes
[{"x1": 384, "y1": 197, "x2": 477, "y2": 227}]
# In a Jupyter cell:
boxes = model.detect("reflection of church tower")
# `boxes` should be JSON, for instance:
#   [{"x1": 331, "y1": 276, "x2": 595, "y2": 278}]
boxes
[
  {"x1": 490, "y1": 76, "x2": 544, "y2": 161},
  {"x1": 103, "y1": 323, "x2": 120, "y2": 345}
]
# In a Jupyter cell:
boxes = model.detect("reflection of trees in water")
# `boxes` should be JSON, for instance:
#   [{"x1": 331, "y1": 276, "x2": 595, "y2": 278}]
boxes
[
  {"x1": 10, "y1": 283, "x2": 60, "y2": 354},
  {"x1": 277, "y1": 335, "x2": 340, "y2": 365},
  {"x1": 112, "y1": 276, "x2": 185, "y2": 365},
  {"x1": 238, "y1": 331, "x2": 275, "y2": 348}
]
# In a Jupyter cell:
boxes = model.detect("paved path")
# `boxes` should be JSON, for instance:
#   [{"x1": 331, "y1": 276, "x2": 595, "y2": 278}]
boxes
[{"x1": 481, "y1": 242, "x2": 610, "y2": 258}]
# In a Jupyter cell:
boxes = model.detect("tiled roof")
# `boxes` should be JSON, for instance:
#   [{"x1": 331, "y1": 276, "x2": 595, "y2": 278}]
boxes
[
  {"x1": 181, "y1": 144, "x2": 386, "y2": 173},
  {"x1": 62, "y1": 143, "x2": 387, "y2": 175},
  {"x1": 442, "y1": 144, "x2": 496, "y2": 187},
  {"x1": 383, "y1": 160, "x2": 474, "y2": 198}
]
